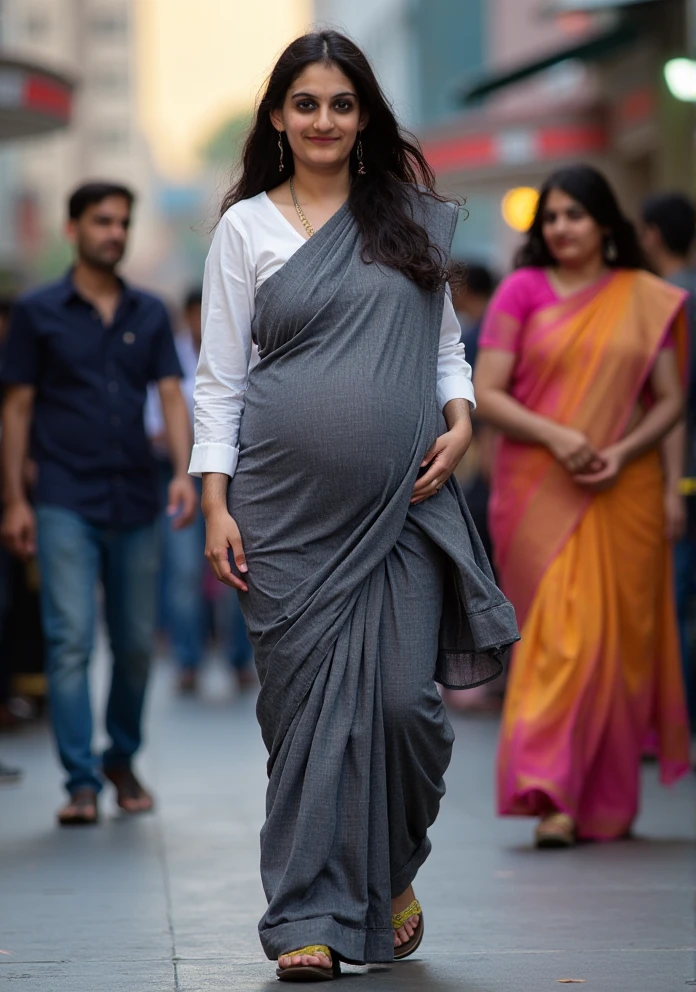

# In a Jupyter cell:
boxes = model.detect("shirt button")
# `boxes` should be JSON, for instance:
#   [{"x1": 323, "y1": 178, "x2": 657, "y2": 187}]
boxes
[
  {"x1": 123, "y1": 331, "x2": 135, "y2": 345},
  {"x1": 108, "y1": 381, "x2": 119, "y2": 394}
]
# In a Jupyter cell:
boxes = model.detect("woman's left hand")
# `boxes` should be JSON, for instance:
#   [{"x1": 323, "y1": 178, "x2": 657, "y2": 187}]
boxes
[
  {"x1": 573, "y1": 444, "x2": 625, "y2": 492},
  {"x1": 411, "y1": 421, "x2": 473, "y2": 504}
]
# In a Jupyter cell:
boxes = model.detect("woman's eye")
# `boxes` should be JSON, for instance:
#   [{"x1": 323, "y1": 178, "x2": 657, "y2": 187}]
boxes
[
  {"x1": 296, "y1": 100, "x2": 316, "y2": 111},
  {"x1": 542, "y1": 213, "x2": 556, "y2": 225},
  {"x1": 334, "y1": 101, "x2": 353, "y2": 112}
]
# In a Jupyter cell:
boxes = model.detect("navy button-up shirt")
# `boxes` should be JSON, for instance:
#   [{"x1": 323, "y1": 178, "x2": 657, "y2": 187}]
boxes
[{"x1": 1, "y1": 271, "x2": 182, "y2": 528}]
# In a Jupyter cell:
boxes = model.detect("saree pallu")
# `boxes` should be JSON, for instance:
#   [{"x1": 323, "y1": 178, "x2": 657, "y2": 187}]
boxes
[
  {"x1": 228, "y1": 194, "x2": 519, "y2": 962},
  {"x1": 490, "y1": 270, "x2": 690, "y2": 840}
]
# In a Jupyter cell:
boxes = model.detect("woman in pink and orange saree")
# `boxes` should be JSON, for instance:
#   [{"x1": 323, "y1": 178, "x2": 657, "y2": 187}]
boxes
[{"x1": 475, "y1": 165, "x2": 690, "y2": 848}]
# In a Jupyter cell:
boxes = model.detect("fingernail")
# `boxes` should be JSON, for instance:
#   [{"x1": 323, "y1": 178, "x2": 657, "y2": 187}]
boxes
[{"x1": 239, "y1": 563, "x2": 248, "y2": 572}]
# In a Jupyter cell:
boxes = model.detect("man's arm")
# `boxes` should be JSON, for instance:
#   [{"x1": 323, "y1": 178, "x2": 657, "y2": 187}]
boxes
[
  {"x1": 157, "y1": 376, "x2": 197, "y2": 529},
  {"x1": 1, "y1": 385, "x2": 37, "y2": 557}
]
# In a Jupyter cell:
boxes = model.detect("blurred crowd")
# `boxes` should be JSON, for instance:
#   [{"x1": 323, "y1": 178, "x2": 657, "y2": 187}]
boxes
[{"x1": 0, "y1": 169, "x2": 693, "y2": 831}]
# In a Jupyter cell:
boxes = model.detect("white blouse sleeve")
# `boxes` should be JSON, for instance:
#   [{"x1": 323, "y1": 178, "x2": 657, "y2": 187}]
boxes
[
  {"x1": 436, "y1": 286, "x2": 476, "y2": 411},
  {"x1": 189, "y1": 213, "x2": 255, "y2": 478}
]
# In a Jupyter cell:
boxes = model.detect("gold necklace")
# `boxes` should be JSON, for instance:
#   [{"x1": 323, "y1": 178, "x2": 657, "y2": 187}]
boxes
[{"x1": 289, "y1": 177, "x2": 315, "y2": 238}]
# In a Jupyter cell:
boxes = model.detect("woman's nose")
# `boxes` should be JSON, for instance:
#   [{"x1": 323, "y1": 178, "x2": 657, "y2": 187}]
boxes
[{"x1": 314, "y1": 109, "x2": 333, "y2": 131}]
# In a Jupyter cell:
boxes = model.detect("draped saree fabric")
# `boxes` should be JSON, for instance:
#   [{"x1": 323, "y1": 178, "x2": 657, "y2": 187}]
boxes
[
  {"x1": 487, "y1": 270, "x2": 690, "y2": 840},
  {"x1": 228, "y1": 193, "x2": 519, "y2": 962}
]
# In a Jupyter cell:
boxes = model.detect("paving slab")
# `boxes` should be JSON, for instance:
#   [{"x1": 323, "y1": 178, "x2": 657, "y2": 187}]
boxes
[{"x1": 1, "y1": 654, "x2": 694, "y2": 991}]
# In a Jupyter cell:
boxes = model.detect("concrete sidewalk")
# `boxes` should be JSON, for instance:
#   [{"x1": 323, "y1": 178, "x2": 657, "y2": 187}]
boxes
[{"x1": 1, "y1": 654, "x2": 694, "y2": 992}]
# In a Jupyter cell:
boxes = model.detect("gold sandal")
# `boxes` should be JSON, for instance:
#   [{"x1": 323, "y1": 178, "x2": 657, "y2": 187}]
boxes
[
  {"x1": 276, "y1": 945, "x2": 340, "y2": 982},
  {"x1": 535, "y1": 813, "x2": 576, "y2": 848},
  {"x1": 392, "y1": 899, "x2": 424, "y2": 960}
]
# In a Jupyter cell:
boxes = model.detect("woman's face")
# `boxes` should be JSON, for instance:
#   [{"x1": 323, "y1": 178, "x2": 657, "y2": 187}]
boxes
[
  {"x1": 270, "y1": 62, "x2": 367, "y2": 174},
  {"x1": 541, "y1": 188, "x2": 606, "y2": 268}
]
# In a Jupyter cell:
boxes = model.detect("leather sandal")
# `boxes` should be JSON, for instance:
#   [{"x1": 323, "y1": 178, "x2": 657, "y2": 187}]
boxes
[
  {"x1": 392, "y1": 899, "x2": 424, "y2": 960},
  {"x1": 535, "y1": 812, "x2": 576, "y2": 848},
  {"x1": 104, "y1": 766, "x2": 154, "y2": 814},
  {"x1": 57, "y1": 787, "x2": 99, "y2": 826},
  {"x1": 276, "y1": 945, "x2": 339, "y2": 982}
]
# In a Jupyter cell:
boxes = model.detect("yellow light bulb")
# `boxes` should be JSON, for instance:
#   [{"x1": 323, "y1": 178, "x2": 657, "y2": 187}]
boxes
[{"x1": 501, "y1": 187, "x2": 539, "y2": 233}]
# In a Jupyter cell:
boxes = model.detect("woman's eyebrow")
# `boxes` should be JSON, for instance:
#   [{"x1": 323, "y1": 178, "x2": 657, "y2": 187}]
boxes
[{"x1": 291, "y1": 90, "x2": 357, "y2": 100}]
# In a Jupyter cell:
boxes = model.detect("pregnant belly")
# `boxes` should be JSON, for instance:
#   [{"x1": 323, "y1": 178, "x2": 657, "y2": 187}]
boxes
[{"x1": 237, "y1": 373, "x2": 426, "y2": 487}]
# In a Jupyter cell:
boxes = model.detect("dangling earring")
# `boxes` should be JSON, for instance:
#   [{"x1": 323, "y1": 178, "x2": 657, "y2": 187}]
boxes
[
  {"x1": 604, "y1": 235, "x2": 618, "y2": 263},
  {"x1": 277, "y1": 131, "x2": 285, "y2": 172},
  {"x1": 356, "y1": 131, "x2": 366, "y2": 176}
]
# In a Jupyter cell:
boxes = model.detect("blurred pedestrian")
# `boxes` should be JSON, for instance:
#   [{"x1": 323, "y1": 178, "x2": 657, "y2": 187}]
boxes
[
  {"x1": 475, "y1": 164, "x2": 690, "y2": 848},
  {"x1": 0, "y1": 182, "x2": 197, "y2": 826},
  {"x1": 452, "y1": 262, "x2": 498, "y2": 369},
  {"x1": 640, "y1": 192, "x2": 696, "y2": 733},
  {"x1": 0, "y1": 295, "x2": 18, "y2": 731},
  {"x1": 445, "y1": 264, "x2": 503, "y2": 713},
  {"x1": 146, "y1": 288, "x2": 253, "y2": 694},
  {"x1": 191, "y1": 30, "x2": 517, "y2": 980}
]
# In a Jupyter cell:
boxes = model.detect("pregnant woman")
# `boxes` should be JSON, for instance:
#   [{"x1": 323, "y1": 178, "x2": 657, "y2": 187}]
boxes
[
  {"x1": 190, "y1": 30, "x2": 518, "y2": 982},
  {"x1": 475, "y1": 165, "x2": 690, "y2": 849}
]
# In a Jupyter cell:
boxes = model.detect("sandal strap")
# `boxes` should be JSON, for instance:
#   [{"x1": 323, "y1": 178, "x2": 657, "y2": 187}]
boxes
[
  {"x1": 282, "y1": 945, "x2": 331, "y2": 960},
  {"x1": 392, "y1": 899, "x2": 422, "y2": 929}
]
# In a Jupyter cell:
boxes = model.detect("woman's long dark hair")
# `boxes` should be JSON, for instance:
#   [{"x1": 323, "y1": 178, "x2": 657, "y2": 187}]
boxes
[
  {"x1": 515, "y1": 164, "x2": 646, "y2": 270},
  {"x1": 221, "y1": 30, "x2": 454, "y2": 292}
]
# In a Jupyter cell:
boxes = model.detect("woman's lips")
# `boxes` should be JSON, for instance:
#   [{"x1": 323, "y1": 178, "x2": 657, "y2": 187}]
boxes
[{"x1": 307, "y1": 136, "x2": 339, "y2": 143}]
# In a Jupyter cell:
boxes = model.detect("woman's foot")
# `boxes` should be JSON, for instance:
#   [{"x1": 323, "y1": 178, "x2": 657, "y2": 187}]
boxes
[
  {"x1": 535, "y1": 812, "x2": 575, "y2": 848},
  {"x1": 277, "y1": 945, "x2": 337, "y2": 980},
  {"x1": 391, "y1": 885, "x2": 420, "y2": 948}
]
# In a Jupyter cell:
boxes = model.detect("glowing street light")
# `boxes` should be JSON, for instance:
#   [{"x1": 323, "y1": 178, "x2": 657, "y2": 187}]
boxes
[
  {"x1": 501, "y1": 187, "x2": 539, "y2": 233},
  {"x1": 664, "y1": 58, "x2": 696, "y2": 102}
]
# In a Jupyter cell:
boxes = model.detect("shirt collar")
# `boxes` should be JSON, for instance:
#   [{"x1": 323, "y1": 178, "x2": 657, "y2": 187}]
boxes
[{"x1": 58, "y1": 268, "x2": 137, "y2": 310}]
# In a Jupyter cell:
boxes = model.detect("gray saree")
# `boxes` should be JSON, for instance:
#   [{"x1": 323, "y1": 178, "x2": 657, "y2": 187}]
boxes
[{"x1": 228, "y1": 190, "x2": 518, "y2": 964}]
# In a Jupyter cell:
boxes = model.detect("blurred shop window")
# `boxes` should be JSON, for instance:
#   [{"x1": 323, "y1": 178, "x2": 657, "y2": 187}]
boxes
[
  {"x1": 92, "y1": 125, "x2": 129, "y2": 152},
  {"x1": 24, "y1": 10, "x2": 51, "y2": 39},
  {"x1": 89, "y1": 10, "x2": 128, "y2": 42},
  {"x1": 91, "y1": 69, "x2": 129, "y2": 97}
]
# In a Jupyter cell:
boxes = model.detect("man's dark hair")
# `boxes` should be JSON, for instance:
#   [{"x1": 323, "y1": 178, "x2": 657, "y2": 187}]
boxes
[
  {"x1": 183, "y1": 286, "x2": 203, "y2": 310},
  {"x1": 68, "y1": 182, "x2": 135, "y2": 220},
  {"x1": 464, "y1": 262, "x2": 497, "y2": 299},
  {"x1": 642, "y1": 192, "x2": 696, "y2": 257}
]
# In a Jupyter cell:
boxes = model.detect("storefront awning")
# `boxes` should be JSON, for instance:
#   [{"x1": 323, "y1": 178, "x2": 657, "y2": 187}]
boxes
[
  {"x1": 0, "y1": 56, "x2": 74, "y2": 140},
  {"x1": 459, "y1": 23, "x2": 637, "y2": 104},
  {"x1": 545, "y1": 1, "x2": 659, "y2": 11}
]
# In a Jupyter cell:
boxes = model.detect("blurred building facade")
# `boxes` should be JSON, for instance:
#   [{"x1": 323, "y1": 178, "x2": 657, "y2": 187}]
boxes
[
  {"x1": 0, "y1": 0, "x2": 161, "y2": 290},
  {"x1": 315, "y1": 0, "x2": 695, "y2": 270}
]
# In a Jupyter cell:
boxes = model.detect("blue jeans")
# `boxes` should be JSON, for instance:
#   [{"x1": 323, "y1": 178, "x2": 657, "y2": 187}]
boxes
[
  {"x1": 157, "y1": 463, "x2": 252, "y2": 672},
  {"x1": 674, "y1": 530, "x2": 696, "y2": 734},
  {"x1": 36, "y1": 505, "x2": 159, "y2": 795}
]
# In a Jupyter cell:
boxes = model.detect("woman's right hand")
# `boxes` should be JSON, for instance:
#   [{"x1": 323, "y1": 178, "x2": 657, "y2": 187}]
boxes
[
  {"x1": 544, "y1": 423, "x2": 605, "y2": 476},
  {"x1": 204, "y1": 506, "x2": 248, "y2": 592}
]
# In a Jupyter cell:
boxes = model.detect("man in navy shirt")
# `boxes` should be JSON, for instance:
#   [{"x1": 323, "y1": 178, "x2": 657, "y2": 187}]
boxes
[{"x1": 0, "y1": 182, "x2": 197, "y2": 825}]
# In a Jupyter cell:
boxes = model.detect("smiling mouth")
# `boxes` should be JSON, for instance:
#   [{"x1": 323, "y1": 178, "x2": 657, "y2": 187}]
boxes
[{"x1": 307, "y1": 136, "x2": 339, "y2": 143}]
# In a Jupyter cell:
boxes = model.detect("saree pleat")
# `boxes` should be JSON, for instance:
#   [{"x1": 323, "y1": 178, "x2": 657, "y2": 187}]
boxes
[
  {"x1": 229, "y1": 194, "x2": 519, "y2": 961},
  {"x1": 491, "y1": 272, "x2": 690, "y2": 839}
]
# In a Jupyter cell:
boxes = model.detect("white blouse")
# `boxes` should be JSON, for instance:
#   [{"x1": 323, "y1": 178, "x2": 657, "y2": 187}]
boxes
[{"x1": 190, "y1": 191, "x2": 476, "y2": 478}]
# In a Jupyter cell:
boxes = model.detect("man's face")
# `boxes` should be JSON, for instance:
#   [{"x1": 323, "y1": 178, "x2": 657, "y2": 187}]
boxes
[
  {"x1": 638, "y1": 221, "x2": 661, "y2": 268},
  {"x1": 185, "y1": 303, "x2": 202, "y2": 348},
  {"x1": 67, "y1": 195, "x2": 131, "y2": 271}
]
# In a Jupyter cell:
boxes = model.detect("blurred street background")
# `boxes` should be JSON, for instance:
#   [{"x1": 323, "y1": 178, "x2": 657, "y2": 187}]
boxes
[
  {"x1": 1, "y1": 1, "x2": 695, "y2": 990},
  {"x1": 0, "y1": 0, "x2": 694, "y2": 292}
]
